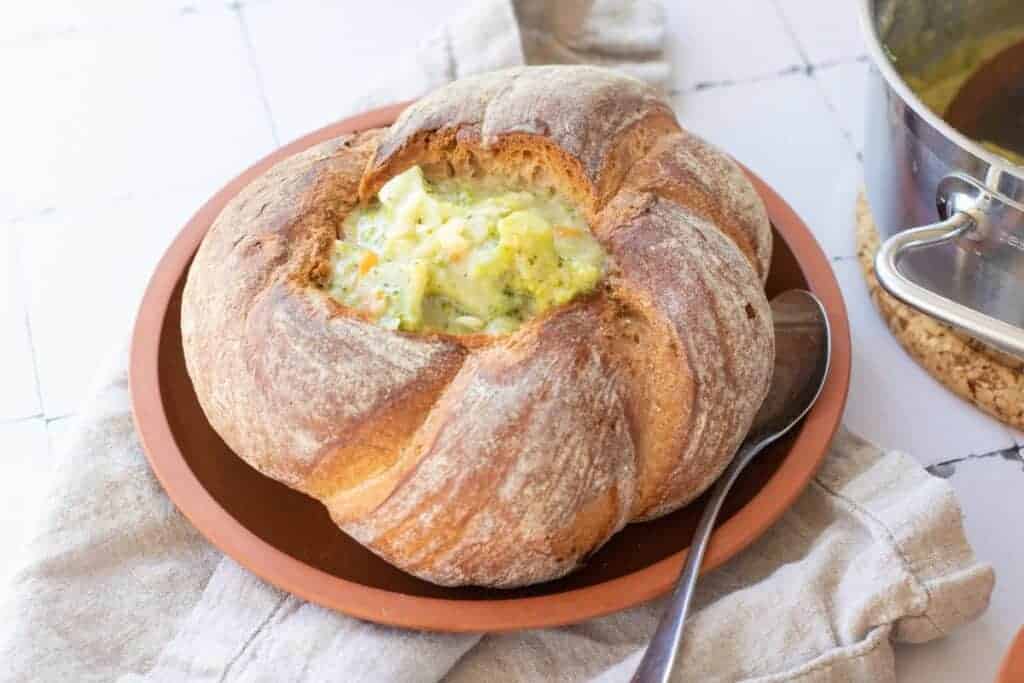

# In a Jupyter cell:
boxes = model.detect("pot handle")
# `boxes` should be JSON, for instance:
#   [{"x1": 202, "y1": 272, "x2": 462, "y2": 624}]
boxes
[{"x1": 874, "y1": 211, "x2": 1024, "y2": 358}]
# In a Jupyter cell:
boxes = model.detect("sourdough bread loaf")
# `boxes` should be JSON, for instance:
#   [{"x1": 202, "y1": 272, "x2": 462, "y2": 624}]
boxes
[{"x1": 181, "y1": 65, "x2": 775, "y2": 588}]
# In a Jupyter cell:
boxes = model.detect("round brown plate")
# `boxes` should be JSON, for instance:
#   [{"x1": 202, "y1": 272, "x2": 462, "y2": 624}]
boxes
[
  {"x1": 130, "y1": 103, "x2": 851, "y2": 633},
  {"x1": 998, "y1": 627, "x2": 1024, "y2": 683}
]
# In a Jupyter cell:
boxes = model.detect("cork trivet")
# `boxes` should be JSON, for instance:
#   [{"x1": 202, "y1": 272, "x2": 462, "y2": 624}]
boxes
[{"x1": 855, "y1": 192, "x2": 1024, "y2": 429}]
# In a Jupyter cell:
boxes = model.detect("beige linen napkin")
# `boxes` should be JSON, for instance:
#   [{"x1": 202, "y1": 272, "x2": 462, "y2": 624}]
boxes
[{"x1": 0, "y1": 2, "x2": 994, "y2": 681}]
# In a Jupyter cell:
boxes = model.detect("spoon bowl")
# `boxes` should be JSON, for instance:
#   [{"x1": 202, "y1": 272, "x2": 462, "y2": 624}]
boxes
[
  {"x1": 748, "y1": 290, "x2": 833, "y2": 442},
  {"x1": 632, "y1": 289, "x2": 831, "y2": 683}
]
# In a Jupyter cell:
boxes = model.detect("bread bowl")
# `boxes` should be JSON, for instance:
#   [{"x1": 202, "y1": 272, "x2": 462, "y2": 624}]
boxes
[{"x1": 180, "y1": 65, "x2": 775, "y2": 588}]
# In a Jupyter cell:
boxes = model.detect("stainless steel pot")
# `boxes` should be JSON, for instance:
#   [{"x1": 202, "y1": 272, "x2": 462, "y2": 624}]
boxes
[{"x1": 860, "y1": 0, "x2": 1024, "y2": 357}]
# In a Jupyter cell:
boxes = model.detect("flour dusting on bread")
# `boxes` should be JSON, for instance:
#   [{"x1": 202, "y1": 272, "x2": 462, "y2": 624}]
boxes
[{"x1": 181, "y1": 65, "x2": 775, "y2": 588}]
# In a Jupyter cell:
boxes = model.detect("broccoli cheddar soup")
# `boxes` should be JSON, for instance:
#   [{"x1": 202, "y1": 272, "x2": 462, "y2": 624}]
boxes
[{"x1": 326, "y1": 166, "x2": 606, "y2": 335}]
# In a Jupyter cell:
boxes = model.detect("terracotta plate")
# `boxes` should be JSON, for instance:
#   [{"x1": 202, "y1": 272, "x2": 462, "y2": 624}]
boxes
[{"x1": 130, "y1": 103, "x2": 851, "y2": 633}]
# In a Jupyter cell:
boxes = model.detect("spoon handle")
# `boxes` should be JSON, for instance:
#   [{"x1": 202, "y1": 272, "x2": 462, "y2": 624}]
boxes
[{"x1": 631, "y1": 439, "x2": 761, "y2": 683}]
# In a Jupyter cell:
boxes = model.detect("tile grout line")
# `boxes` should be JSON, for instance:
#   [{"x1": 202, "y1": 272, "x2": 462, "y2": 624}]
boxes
[
  {"x1": 9, "y1": 227, "x2": 49, "y2": 423},
  {"x1": 813, "y1": 55, "x2": 870, "y2": 73},
  {"x1": 767, "y1": 0, "x2": 812, "y2": 72},
  {"x1": 809, "y1": 72, "x2": 864, "y2": 163},
  {"x1": 767, "y1": 0, "x2": 862, "y2": 160},
  {"x1": 926, "y1": 443, "x2": 1024, "y2": 478},
  {"x1": 0, "y1": 0, "x2": 275, "y2": 48},
  {"x1": 230, "y1": 1, "x2": 280, "y2": 148},
  {"x1": 669, "y1": 64, "x2": 803, "y2": 96},
  {"x1": 21, "y1": 310, "x2": 47, "y2": 422},
  {"x1": 0, "y1": 412, "x2": 77, "y2": 428},
  {"x1": 0, "y1": 414, "x2": 43, "y2": 427},
  {"x1": 668, "y1": 55, "x2": 868, "y2": 98}
]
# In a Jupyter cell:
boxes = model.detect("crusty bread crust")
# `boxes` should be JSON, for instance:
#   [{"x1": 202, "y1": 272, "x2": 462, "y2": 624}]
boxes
[{"x1": 182, "y1": 65, "x2": 774, "y2": 588}]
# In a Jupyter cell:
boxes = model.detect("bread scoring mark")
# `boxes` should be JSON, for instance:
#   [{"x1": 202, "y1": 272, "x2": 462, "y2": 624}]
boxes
[
  {"x1": 597, "y1": 282, "x2": 694, "y2": 518},
  {"x1": 607, "y1": 198, "x2": 773, "y2": 518},
  {"x1": 182, "y1": 68, "x2": 776, "y2": 588},
  {"x1": 622, "y1": 130, "x2": 772, "y2": 281},
  {"x1": 244, "y1": 282, "x2": 465, "y2": 484},
  {"x1": 343, "y1": 304, "x2": 637, "y2": 587}
]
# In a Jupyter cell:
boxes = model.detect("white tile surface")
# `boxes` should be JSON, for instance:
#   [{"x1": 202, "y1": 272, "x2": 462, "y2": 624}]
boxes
[
  {"x1": 0, "y1": 419, "x2": 52, "y2": 592},
  {"x1": 46, "y1": 414, "x2": 79, "y2": 460},
  {"x1": 243, "y1": 0, "x2": 467, "y2": 144},
  {"x1": 832, "y1": 258, "x2": 1017, "y2": 464},
  {"x1": 17, "y1": 189, "x2": 204, "y2": 417},
  {"x1": 815, "y1": 59, "x2": 870, "y2": 153},
  {"x1": 667, "y1": 0, "x2": 803, "y2": 91},
  {"x1": 0, "y1": 1, "x2": 226, "y2": 44},
  {"x1": 0, "y1": 227, "x2": 42, "y2": 421},
  {"x1": 774, "y1": 0, "x2": 867, "y2": 65},
  {"x1": 674, "y1": 73, "x2": 860, "y2": 259},
  {"x1": 0, "y1": 5, "x2": 274, "y2": 219}
]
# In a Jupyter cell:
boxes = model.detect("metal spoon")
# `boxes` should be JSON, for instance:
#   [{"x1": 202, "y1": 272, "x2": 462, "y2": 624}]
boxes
[{"x1": 632, "y1": 289, "x2": 832, "y2": 683}]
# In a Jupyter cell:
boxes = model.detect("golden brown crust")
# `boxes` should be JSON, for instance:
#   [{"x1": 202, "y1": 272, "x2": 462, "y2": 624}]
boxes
[
  {"x1": 182, "y1": 131, "x2": 466, "y2": 494},
  {"x1": 344, "y1": 303, "x2": 637, "y2": 587},
  {"x1": 361, "y1": 65, "x2": 680, "y2": 213},
  {"x1": 605, "y1": 198, "x2": 773, "y2": 518},
  {"x1": 621, "y1": 130, "x2": 773, "y2": 281},
  {"x1": 182, "y1": 66, "x2": 775, "y2": 588}
]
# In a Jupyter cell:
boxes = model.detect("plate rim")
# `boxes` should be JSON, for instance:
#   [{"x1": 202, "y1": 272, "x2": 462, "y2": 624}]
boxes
[{"x1": 129, "y1": 102, "x2": 852, "y2": 633}]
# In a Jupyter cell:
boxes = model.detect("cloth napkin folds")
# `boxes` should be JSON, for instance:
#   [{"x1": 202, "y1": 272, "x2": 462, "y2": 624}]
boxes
[{"x1": 0, "y1": 1, "x2": 995, "y2": 681}]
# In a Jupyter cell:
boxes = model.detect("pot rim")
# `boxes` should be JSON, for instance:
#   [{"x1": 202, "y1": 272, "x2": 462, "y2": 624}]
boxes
[{"x1": 857, "y1": 0, "x2": 1024, "y2": 182}]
